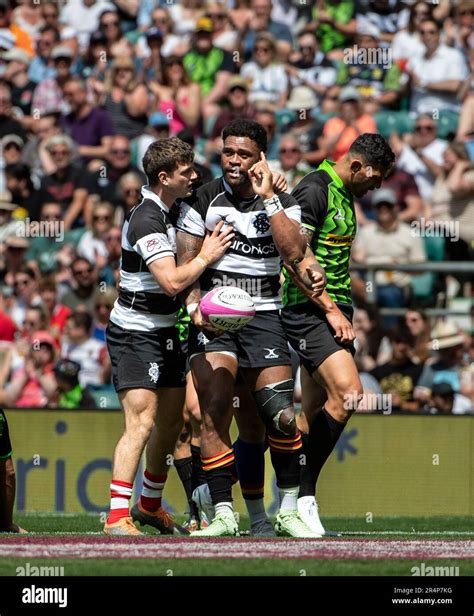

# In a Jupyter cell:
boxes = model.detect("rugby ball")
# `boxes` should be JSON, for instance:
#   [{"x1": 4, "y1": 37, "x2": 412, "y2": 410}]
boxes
[{"x1": 200, "y1": 286, "x2": 255, "y2": 332}]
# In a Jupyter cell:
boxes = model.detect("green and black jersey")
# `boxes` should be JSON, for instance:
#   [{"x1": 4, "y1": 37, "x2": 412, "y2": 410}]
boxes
[
  {"x1": 176, "y1": 305, "x2": 190, "y2": 343},
  {"x1": 282, "y1": 159, "x2": 356, "y2": 307}
]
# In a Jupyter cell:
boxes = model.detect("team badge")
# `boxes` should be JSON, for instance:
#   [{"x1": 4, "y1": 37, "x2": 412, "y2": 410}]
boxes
[
  {"x1": 148, "y1": 362, "x2": 160, "y2": 383},
  {"x1": 253, "y1": 212, "x2": 270, "y2": 234}
]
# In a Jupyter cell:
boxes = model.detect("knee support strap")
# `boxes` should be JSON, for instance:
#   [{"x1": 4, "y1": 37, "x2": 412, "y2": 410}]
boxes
[{"x1": 253, "y1": 380, "x2": 296, "y2": 435}]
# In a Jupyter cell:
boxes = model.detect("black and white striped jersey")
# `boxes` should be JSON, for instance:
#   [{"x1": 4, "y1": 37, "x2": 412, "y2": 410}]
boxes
[
  {"x1": 176, "y1": 177, "x2": 301, "y2": 311},
  {"x1": 109, "y1": 186, "x2": 180, "y2": 332}
]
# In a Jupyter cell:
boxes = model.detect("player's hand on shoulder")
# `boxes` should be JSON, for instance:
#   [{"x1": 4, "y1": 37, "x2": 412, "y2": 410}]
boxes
[
  {"x1": 200, "y1": 220, "x2": 235, "y2": 265},
  {"x1": 271, "y1": 171, "x2": 288, "y2": 195}
]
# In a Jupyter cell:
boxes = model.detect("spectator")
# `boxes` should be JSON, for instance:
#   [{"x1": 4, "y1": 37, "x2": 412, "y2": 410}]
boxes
[
  {"x1": 183, "y1": 17, "x2": 236, "y2": 122},
  {"x1": 77, "y1": 201, "x2": 113, "y2": 264},
  {"x1": 336, "y1": 24, "x2": 402, "y2": 113},
  {"x1": 206, "y1": 3, "x2": 239, "y2": 52},
  {"x1": 370, "y1": 324, "x2": 434, "y2": 412},
  {"x1": 27, "y1": 24, "x2": 59, "y2": 84},
  {"x1": 352, "y1": 188, "x2": 426, "y2": 326},
  {"x1": 60, "y1": 0, "x2": 116, "y2": 52},
  {"x1": 61, "y1": 257, "x2": 98, "y2": 312},
  {"x1": 254, "y1": 107, "x2": 279, "y2": 160},
  {"x1": 0, "y1": 192, "x2": 18, "y2": 244},
  {"x1": 0, "y1": 286, "x2": 17, "y2": 342},
  {"x1": 40, "y1": 1, "x2": 78, "y2": 55},
  {"x1": 392, "y1": 1, "x2": 433, "y2": 66},
  {"x1": 38, "y1": 277, "x2": 72, "y2": 341},
  {"x1": 310, "y1": 0, "x2": 355, "y2": 58},
  {"x1": 353, "y1": 303, "x2": 390, "y2": 372},
  {"x1": 1, "y1": 236, "x2": 30, "y2": 288},
  {"x1": 428, "y1": 141, "x2": 474, "y2": 257},
  {"x1": 21, "y1": 112, "x2": 61, "y2": 181},
  {"x1": 40, "y1": 134, "x2": 92, "y2": 230},
  {"x1": 9, "y1": 266, "x2": 41, "y2": 327},
  {"x1": 167, "y1": 0, "x2": 205, "y2": 37},
  {"x1": 61, "y1": 78, "x2": 114, "y2": 162},
  {"x1": 240, "y1": 32, "x2": 288, "y2": 110},
  {"x1": 98, "y1": 9, "x2": 126, "y2": 53},
  {"x1": 285, "y1": 86, "x2": 325, "y2": 164},
  {"x1": 88, "y1": 134, "x2": 145, "y2": 207},
  {"x1": 429, "y1": 321, "x2": 469, "y2": 394},
  {"x1": 92, "y1": 287, "x2": 118, "y2": 342},
  {"x1": 404, "y1": 307, "x2": 431, "y2": 364},
  {"x1": 11, "y1": 0, "x2": 43, "y2": 43},
  {"x1": 5, "y1": 162, "x2": 42, "y2": 221},
  {"x1": 99, "y1": 226, "x2": 121, "y2": 285},
  {"x1": 149, "y1": 54, "x2": 201, "y2": 134},
  {"x1": 355, "y1": 0, "x2": 409, "y2": 45},
  {"x1": 407, "y1": 18, "x2": 469, "y2": 115},
  {"x1": 50, "y1": 359, "x2": 96, "y2": 409},
  {"x1": 444, "y1": 1, "x2": 474, "y2": 62},
  {"x1": 132, "y1": 113, "x2": 170, "y2": 172},
  {"x1": 457, "y1": 48, "x2": 474, "y2": 141},
  {"x1": 425, "y1": 382, "x2": 473, "y2": 415},
  {"x1": 391, "y1": 114, "x2": 448, "y2": 201},
  {"x1": 0, "y1": 82, "x2": 26, "y2": 141},
  {"x1": 1, "y1": 135, "x2": 24, "y2": 166},
  {"x1": 61, "y1": 310, "x2": 107, "y2": 387},
  {"x1": 101, "y1": 56, "x2": 149, "y2": 140},
  {"x1": 114, "y1": 173, "x2": 142, "y2": 228},
  {"x1": 319, "y1": 85, "x2": 377, "y2": 162},
  {"x1": 138, "y1": 27, "x2": 165, "y2": 83},
  {"x1": 1, "y1": 48, "x2": 35, "y2": 123},
  {"x1": 0, "y1": 0, "x2": 33, "y2": 56},
  {"x1": 31, "y1": 45, "x2": 74, "y2": 116},
  {"x1": 81, "y1": 30, "x2": 109, "y2": 85},
  {"x1": 271, "y1": 135, "x2": 311, "y2": 191},
  {"x1": 286, "y1": 30, "x2": 338, "y2": 106},
  {"x1": 137, "y1": 7, "x2": 187, "y2": 60},
  {"x1": 242, "y1": 0, "x2": 293, "y2": 62},
  {"x1": 176, "y1": 128, "x2": 214, "y2": 186}
]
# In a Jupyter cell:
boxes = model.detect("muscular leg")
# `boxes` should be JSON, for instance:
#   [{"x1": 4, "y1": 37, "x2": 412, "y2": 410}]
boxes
[{"x1": 0, "y1": 457, "x2": 23, "y2": 533}]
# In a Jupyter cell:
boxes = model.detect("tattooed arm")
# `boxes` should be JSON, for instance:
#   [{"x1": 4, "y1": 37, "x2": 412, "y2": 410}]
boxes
[{"x1": 176, "y1": 230, "x2": 204, "y2": 309}]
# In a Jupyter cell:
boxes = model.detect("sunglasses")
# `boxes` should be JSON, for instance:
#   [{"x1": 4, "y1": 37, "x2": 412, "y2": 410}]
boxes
[
  {"x1": 415, "y1": 125, "x2": 435, "y2": 132},
  {"x1": 279, "y1": 148, "x2": 300, "y2": 154},
  {"x1": 93, "y1": 215, "x2": 111, "y2": 221},
  {"x1": 459, "y1": 9, "x2": 474, "y2": 16},
  {"x1": 300, "y1": 45, "x2": 315, "y2": 51},
  {"x1": 111, "y1": 149, "x2": 130, "y2": 155},
  {"x1": 42, "y1": 214, "x2": 61, "y2": 220},
  {"x1": 95, "y1": 303, "x2": 112, "y2": 309},
  {"x1": 4, "y1": 143, "x2": 21, "y2": 150},
  {"x1": 414, "y1": 10, "x2": 429, "y2": 16},
  {"x1": 103, "y1": 20, "x2": 119, "y2": 27},
  {"x1": 73, "y1": 267, "x2": 93, "y2": 275},
  {"x1": 107, "y1": 235, "x2": 121, "y2": 241},
  {"x1": 255, "y1": 46, "x2": 271, "y2": 52},
  {"x1": 153, "y1": 17, "x2": 168, "y2": 23},
  {"x1": 207, "y1": 13, "x2": 225, "y2": 18},
  {"x1": 50, "y1": 149, "x2": 69, "y2": 156},
  {"x1": 124, "y1": 188, "x2": 140, "y2": 195},
  {"x1": 14, "y1": 279, "x2": 31, "y2": 287},
  {"x1": 420, "y1": 29, "x2": 437, "y2": 35},
  {"x1": 24, "y1": 319, "x2": 39, "y2": 327}
]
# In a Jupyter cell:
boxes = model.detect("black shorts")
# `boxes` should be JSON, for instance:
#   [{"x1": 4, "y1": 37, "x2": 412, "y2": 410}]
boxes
[
  {"x1": 107, "y1": 321, "x2": 186, "y2": 391},
  {"x1": 0, "y1": 410, "x2": 12, "y2": 460},
  {"x1": 281, "y1": 302, "x2": 355, "y2": 375},
  {"x1": 188, "y1": 310, "x2": 291, "y2": 369}
]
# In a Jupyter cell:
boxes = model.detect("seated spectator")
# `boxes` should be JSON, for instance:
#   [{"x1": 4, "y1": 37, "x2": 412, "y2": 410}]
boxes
[
  {"x1": 60, "y1": 0, "x2": 116, "y2": 52},
  {"x1": 336, "y1": 24, "x2": 402, "y2": 113},
  {"x1": 404, "y1": 307, "x2": 431, "y2": 364},
  {"x1": 319, "y1": 86, "x2": 377, "y2": 162},
  {"x1": 50, "y1": 359, "x2": 96, "y2": 409},
  {"x1": 0, "y1": 82, "x2": 26, "y2": 141},
  {"x1": 444, "y1": 1, "x2": 474, "y2": 62},
  {"x1": 425, "y1": 382, "x2": 473, "y2": 415},
  {"x1": 138, "y1": 27, "x2": 165, "y2": 83},
  {"x1": 98, "y1": 9, "x2": 128, "y2": 56},
  {"x1": 40, "y1": 1, "x2": 79, "y2": 55},
  {"x1": 6, "y1": 330, "x2": 57, "y2": 408},
  {"x1": 352, "y1": 188, "x2": 426, "y2": 327},
  {"x1": 61, "y1": 78, "x2": 114, "y2": 162},
  {"x1": 356, "y1": 0, "x2": 409, "y2": 45},
  {"x1": 98, "y1": 226, "x2": 121, "y2": 286},
  {"x1": 176, "y1": 128, "x2": 214, "y2": 186},
  {"x1": 61, "y1": 257, "x2": 98, "y2": 313},
  {"x1": 138, "y1": 6, "x2": 187, "y2": 59},
  {"x1": 114, "y1": 173, "x2": 143, "y2": 226},
  {"x1": 285, "y1": 87, "x2": 325, "y2": 164},
  {"x1": 10, "y1": 266, "x2": 41, "y2": 328},
  {"x1": 429, "y1": 141, "x2": 474, "y2": 257},
  {"x1": 1, "y1": 236, "x2": 30, "y2": 288},
  {"x1": 353, "y1": 303, "x2": 390, "y2": 372},
  {"x1": 242, "y1": 0, "x2": 293, "y2": 62},
  {"x1": 38, "y1": 277, "x2": 72, "y2": 341},
  {"x1": 92, "y1": 287, "x2": 118, "y2": 343},
  {"x1": 270, "y1": 135, "x2": 312, "y2": 191},
  {"x1": 254, "y1": 107, "x2": 279, "y2": 160},
  {"x1": 407, "y1": 18, "x2": 469, "y2": 115},
  {"x1": 80, "y1": 30, "x2": 109, "y2": 85},
  {"x1": 391, "y1": 115, "x2": 448, "y2": 201},
  {"x1": 5, "y1": 162, "x2": 42, "y2": 221},
  {"x1": 2, "y1": 48, "x2": 35, "y2": 126},
  {"x1": 310, "y1": 0, "x2": 355, "y2": 58},
  {"x1": 31, "y1": 45, "x2": 74, "y2": 116},
  {"x1": 39, "y1": 134, "x2": 93, "y2": 230},
  {"x1": 0, "y1": 192, "x2": 19, "y2": 245},
  {"x1": 149, "y1": 54, "x2": 201, "y2": 134},
  {"x1": 88, "y1": 134, "x2": 146, "y2": 208},
  {"x1": 240, "y1": 32, "x2": 289, "y2": 111},
  {"x1": 11, "y1": 0, "x2": 43, "y2": 43},
  {"x1": 61, "y1": 310, "x2": 107, "y2": 387},
  {"x1": 370, "y1": 325, "x2": 434, "y2": 412},
  {"x1": 392, "y1": 1, "x2": 433, "y2": 66},
  {"x1": 286, "y1": 30, "x2": 338, "y2": 107},
  {"x1": 132, "y1": 112, "x2": 171, "y2": 171},
  {"x1": 206, "y1": 3, "x2": 239, "y2": 52},
  {"x1": 0, "y1": 286, "x2": 17, "y2": 342},
  {"x1": 27, "y1": 24, "x2": 59, "y2": 84},
  {"x1": 21, "y1": 112, "x2": 61, "y2": 182},
  {"x1": 168, "y1": 0, "x2": 202, "y2": 37},
  {"x1": 1, "y1": 135, "x2": 24, "y2": 166},
  {"x1": 18, "y1": 305, "x2": 48, "y2": 342},
  {"x1": 206, "y1": 76, "x2": 256, "y2": 159},
  {"x1": 428, "y1": 321, "x2": 469, "y2": 395},
  {"x1": 456, "y1": 48, "x2": 474, "y2": 141},
  {"x1": 0, "y1": 0, "x2": 33, "y2": 56},
  {"x1": 183, "y1": 18, "x2": 236, "y2": 122},
  {"x1": 77, "y1": 201, "x2": 113, "y2": 264},
  {"x1": 101, "y1": 56, "x2": 149, "y2": 141}
]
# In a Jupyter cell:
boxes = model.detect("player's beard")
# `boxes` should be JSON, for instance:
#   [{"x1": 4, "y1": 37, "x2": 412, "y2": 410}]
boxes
[{"x1": 224, "y1": 167, "x2": 249, "y2": 188}]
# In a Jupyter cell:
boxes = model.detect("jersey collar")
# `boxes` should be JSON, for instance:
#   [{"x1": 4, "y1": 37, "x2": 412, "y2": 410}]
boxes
[
  {"x1": 319, "y1": 159, "x2": 344, "y2": 189},
  {"x1": 222, "y1": 177, "x2": 259, "y2": 201},
  {"x1": 141, "y1": 185, "x2": 170, "y2": 212}
]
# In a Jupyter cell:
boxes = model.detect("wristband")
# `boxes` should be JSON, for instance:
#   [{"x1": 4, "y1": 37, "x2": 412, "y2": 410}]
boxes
[
  {"x1": 186, "y1": 302, "x2": 198, "y2": 316},
  {"x1": 262, "y1": 194, "x2": 284, "y2": 217},
  {"x1": 195, "y1": 255, "x2": 208, "y2": 269}
]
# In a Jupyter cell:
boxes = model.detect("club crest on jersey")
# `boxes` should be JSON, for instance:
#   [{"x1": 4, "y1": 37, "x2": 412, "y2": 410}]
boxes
[
  {"x1": 253, "y1": 212, "x2": 270, "y2": 235},
  {"x1": 197, "y1": 332, "x2": 209, "y2": 346},
  {"x1": 148, "y1": 362, "x2": 160, "y2": 383},
  {"x1": 145, "y1": 238, "x2": 161, "y2": 252}
]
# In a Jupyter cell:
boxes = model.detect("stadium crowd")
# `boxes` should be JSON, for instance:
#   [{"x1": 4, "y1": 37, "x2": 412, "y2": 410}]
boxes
[{"x1": 0, "y1": 0, "x2": 472, "y2": 414}]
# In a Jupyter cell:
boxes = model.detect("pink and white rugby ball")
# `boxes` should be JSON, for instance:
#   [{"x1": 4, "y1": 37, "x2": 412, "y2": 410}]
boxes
[{"x1": 200, "y1": 286, "x2": 255, "y2": 332}]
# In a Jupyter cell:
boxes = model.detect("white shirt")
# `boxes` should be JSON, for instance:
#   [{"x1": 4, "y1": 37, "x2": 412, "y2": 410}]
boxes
[
  {"x1": 408, "y1": 44, "x2": 469, "y2": 114},
  {"x1": 61, "y1": 338, "x2": 106, "y2": 386},
  {"x1": 397, "y1": 139, "x2": 448, "y2": 200},
  {"x1": 240, "y1": 62, "x2": 288, "y2": 106},
  {"x1": 392, "y1": 31, "x2": 426, "y2": 61},
  {"x1": 60, "y1": 0, "x2": 115, "y2": 50}
]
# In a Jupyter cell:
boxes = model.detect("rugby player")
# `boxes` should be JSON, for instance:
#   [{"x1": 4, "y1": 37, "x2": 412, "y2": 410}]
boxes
[
  {"x1": 104, "y1": 137, "x2": 234, "y2": 535},
  {"x1": 176, "y1": 119, "x2": 325, "y2": 537},
  {"x1": 0, "y1": 407, "x2": 26, "y2": 533},
  {"x1": 282, "y1": 133, "x2": 395, "y2": 534}
]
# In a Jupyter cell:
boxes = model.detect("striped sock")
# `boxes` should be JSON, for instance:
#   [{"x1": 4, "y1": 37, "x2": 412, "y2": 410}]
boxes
[
  {"x1": 140, "y1": 470, "x2": 167, "y2": 513},
  {"x1": 268, "y1": 432, "x2": 303, "y2": 490},
  {"x1": 107, "y1": 479, "x2": 133, "y2": 524},
  {"x1": 202, "y1": 448, "x2": 235, "y2": 506},
  {"x1": 234, "y1": 438, "x2": 266, "y2": 523}
]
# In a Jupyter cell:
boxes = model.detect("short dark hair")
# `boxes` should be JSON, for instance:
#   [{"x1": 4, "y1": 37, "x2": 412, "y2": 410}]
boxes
[
  {"x1": 388, "y1": 324, "x2": 415, "y2": 346},
  {"x1": 222, "y1": 119, "x2": 268, "y2": 154},
  {"x1": 71, "y1": 257, "x2": 92, "y2": 272},
  {"x1": 349, "y1": 133, "x2": 395, "y2": 170},
  {"x1": 68, "y1": 310, "x2": 93, "y2": 333},
  {"x1": 39, "y1": 24, "x2": 60, "y2": 41},
  {"x1": 142, "y1": 137, "x2": 194, "y2": 185},
  {"x1": 5, "y1": 163, "x2": 33, "y2": 190}
]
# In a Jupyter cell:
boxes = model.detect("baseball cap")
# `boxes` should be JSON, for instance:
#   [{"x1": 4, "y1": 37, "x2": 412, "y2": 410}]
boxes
[
  {"x1": 1, "y1": 48, "x2": 30, "y2": 65},
  {"x1": 51, "y1": 45, "x2": 73, "y2": 60},
  {"x1": 89, "y1": 31, "x2": 107, "y2": 46},
  {"x1": 149, "y1": 111, "x2": 170, "y2": 128},
  {"x1": 372, "y1": 188, "x2": 397, "y2": 207},
  {"x1": 339, "y1": 85, "x2": 361, "y2": 102},
  {"x1": 32, "y1": 330, "x2": 56, "y2": 348},
  {"x1": 195, "y1": 17, "x2": 213, "y2": 33},
  {"x1": 1, "y1": 134, "x2": 24, "y2": 148},
  {"x1": 54, "y1": 358, "x2": 81, "y2": 383},
  {"x1": 432, "y1": 382, "x2": 454, "y2": 397},
  {"x1": 146, "y1": 27, "x2": 163, "y2": 41}
]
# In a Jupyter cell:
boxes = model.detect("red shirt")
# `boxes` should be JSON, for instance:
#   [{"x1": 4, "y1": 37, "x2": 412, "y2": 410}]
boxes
[
  {"x1": 0, "y1": 311, "x2": 18, "y2": 342},
  {"x1": 50, "y1": 304, "x2": 73, "y2": 341}
]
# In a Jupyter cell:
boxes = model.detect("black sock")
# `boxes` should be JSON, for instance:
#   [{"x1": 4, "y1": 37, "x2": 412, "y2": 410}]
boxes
[
  {"x1": 191, "y1": 444, "x2": 207, "y2": 490},
  {"x1": 174, "y1": 456, "x2": 199, "y2": 518},
  {"x1": 268, "y1": 432, "x2": 302, "y2": 489},
  {"x1": 307, "y1": 408, "x2": 346, "y2": 496},
  {"x1": 298, "y1": 433, "x2": 315, "y2": 498}
]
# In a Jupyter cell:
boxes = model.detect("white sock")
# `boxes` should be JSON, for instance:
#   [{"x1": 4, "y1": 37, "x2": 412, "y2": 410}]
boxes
[
  {"x1": 245, "y1": 498, "x2": 267, "y2": 524},
  {"x1": 279, "y1": 487, "x2": 299, "y2": 512},
  {"x1": 215, "y1": 502, "x2": 233, "y2": 516}
]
